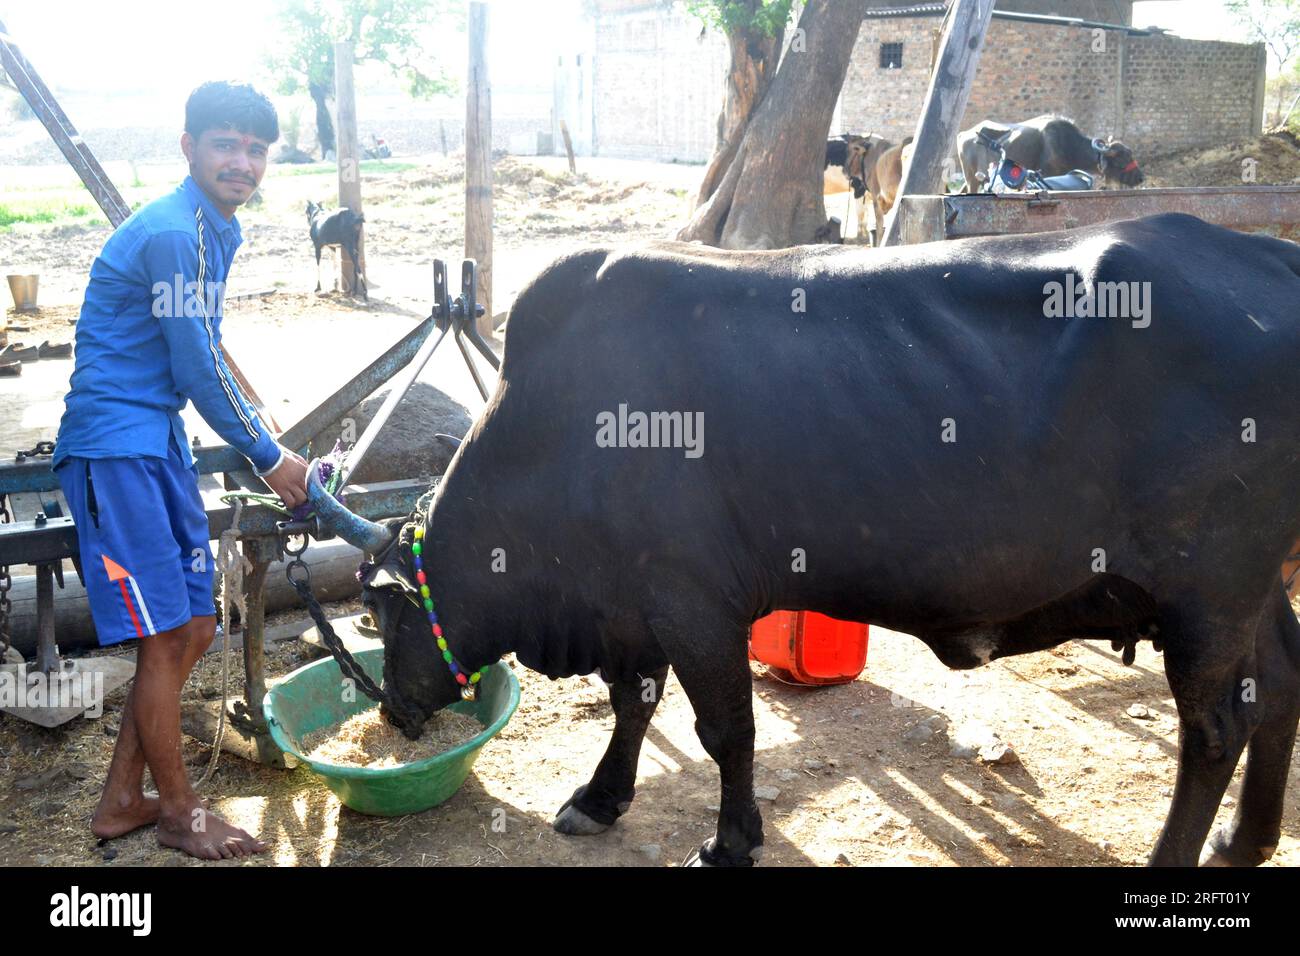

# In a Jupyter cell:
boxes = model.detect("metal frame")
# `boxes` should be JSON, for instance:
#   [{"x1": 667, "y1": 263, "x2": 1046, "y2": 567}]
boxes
[{"x1": 893, "y1": 185, "x2": 1300, "y2": 245}]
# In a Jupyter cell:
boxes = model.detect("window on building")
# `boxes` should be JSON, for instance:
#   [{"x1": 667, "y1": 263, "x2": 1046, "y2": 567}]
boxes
[{"x1": 880, "y1": 42, "x2": 903, "y2": 70}]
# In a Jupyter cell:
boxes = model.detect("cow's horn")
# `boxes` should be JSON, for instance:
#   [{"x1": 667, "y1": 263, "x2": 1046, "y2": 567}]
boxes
[
  {"x1": 307, "y1": 458, "x2": 395, "y2": 553},
  {"x1": 435, "y1": 433, "x2": 463, "y2": 451}
]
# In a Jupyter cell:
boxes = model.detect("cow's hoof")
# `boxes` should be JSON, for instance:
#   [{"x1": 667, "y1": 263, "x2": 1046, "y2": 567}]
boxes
[
  {"x1": 681, "y1": 847, "x2": 714, "y2": 867},
  {"x1": 1198, "y1": 829, "x2": 1276, "y2": 867},
  {"x1": 680, "y1": 838, "x2": 760, "y2": 867},
  {"x1": 553, "y1": 803, "x2": 610, "y2": 836},
  {"x1": 552, "y1": 785, "x2": 623, "y2": 836}
]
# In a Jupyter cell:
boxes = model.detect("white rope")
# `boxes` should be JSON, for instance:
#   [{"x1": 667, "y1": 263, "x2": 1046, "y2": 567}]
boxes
[{"x1": 195, "y1": 499, "x2": 249, "y2": 790}]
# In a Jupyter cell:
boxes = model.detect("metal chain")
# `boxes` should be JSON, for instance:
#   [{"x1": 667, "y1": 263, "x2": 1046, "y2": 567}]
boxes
[
  {"x1": 14, "y1": 441, "x2": 55, "y2": 461},
  {"x1": 287, "y1": 560, "x2": 385, "y2": 704},
  {"x1": 285, "y1": 541, "x2": 425, "y2": 737},
  {"x1": 0, "y1": 492, "x2": 12, "y2": 659}
]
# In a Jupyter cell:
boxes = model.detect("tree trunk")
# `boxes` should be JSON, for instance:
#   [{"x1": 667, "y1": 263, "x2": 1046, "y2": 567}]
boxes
[
  {"x1": 678, "y1": 0, "x2": 866, "y2": 249},
  {"x1": 692, "y1": 13, "x2": 782, "y2": 209},
  {"x1": 309, "y1": 80, "x2": 336, "y2": 159}
]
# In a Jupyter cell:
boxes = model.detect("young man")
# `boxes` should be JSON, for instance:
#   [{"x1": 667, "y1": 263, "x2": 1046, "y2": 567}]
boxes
[{"x1": 53, "y1": 81, "x2": 308, "y2": 860}]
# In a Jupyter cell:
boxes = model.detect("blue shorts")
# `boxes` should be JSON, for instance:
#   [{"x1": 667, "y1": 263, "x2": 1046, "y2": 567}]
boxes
[{"x1": 57, "y1": 435, "x2": 216, "y2": 646}]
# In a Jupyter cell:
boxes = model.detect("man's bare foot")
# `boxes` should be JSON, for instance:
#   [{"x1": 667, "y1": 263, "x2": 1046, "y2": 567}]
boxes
[
  {"x1": 157, "y1": 804, "x2": 267, "y2": 860},
  {"x1": 91, "y1": 793, "x2": 212, "y2": 841},
  {"x1": 91, "y1": 795, "x2": 160, "y2": 840}
]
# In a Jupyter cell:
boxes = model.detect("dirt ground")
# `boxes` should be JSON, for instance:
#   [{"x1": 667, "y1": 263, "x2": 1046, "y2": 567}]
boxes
[
  {"x1": 1, "y1": 153, "x2": 696, "y2": 314},
  {"x1": 1141, "y1": 129, "x2": 1300, "y2": 188},
  {"x1": 2, "y1": 152, "x2": 1299, "y2": 868},
  {"x1": 1, "y1": 604, "x2": 1298, "y2": 867}
]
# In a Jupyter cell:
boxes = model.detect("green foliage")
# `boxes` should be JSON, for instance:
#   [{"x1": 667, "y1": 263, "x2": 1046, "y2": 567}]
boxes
[
  {"x1": 684, "y1": 0, "x2": 796, "y2": 38},
  {"x1": 272, "y1": 159, "x2": 418, "y2": 176},
  {"x1": 0, "y1": 199, "x2": 92, "y2": 228},
  {"x1": 265, "y1": 0, "x2": 461, "y2": 101}
]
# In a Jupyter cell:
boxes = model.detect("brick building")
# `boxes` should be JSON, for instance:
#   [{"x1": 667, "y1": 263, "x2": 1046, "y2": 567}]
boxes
[
  {"x1": 571, "y1": 0, "x2": 1265, "y2": 163},
  {"x1": 846, "y1": 2, "x2": 1266, "y2": 156}
]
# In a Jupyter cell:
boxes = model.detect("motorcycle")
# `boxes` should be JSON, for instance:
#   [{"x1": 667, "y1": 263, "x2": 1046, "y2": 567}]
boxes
[
  {"x1": 976, "y1": 129, "x2": 1095, "y2": 194},
  {"x1": 363, "y1": 133, "x2": 392, "y2": 160}
]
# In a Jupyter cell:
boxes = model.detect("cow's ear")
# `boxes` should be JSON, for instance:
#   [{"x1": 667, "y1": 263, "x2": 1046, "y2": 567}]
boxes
[
  {"x1": 360, "y1": 517, "x2": 421, "y2": 596},
  {"x1": 368, "y1": 564, "x2": 418, "y2": 596}
]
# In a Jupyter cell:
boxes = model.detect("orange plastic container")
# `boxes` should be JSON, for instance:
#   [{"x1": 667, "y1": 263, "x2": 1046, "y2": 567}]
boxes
[{"x1": 749, "y1": 611, "x2": 869, "y2": 685}]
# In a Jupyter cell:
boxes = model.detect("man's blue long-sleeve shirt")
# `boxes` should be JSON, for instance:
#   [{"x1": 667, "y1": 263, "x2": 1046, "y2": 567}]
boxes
[{"x1": 53, "y1": 175, "x2": 282, "y2": 474}]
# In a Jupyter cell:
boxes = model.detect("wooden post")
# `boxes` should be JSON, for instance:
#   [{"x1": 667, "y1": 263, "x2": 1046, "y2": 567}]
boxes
[
  {"x1": 560, "y1": 119, "x2": 576, "y2": 173},
  {"x1": 335, "y1": 40, "x2": 366, "y2": 296},
  {"x1": 466, "y1": 1, "x2": 494, "y2": 339},
  {"x1": 881, "y1": 0, "x2": 995, "y2": 247},
  {"x1": 0, "y1": 18, "x2": 131, "y2": 226}
]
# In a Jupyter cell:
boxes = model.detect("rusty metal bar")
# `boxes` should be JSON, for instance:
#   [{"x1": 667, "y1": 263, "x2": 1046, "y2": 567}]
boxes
[
  {"x1": 279, "y1": 316, "x2": 437, "y2": 452},
  {"x1": 34, "y1": 562, "x2": 58, "y2": 674},
  {"x1": 0, "y1": 478, "x2": 428, "y2": 566},
  {"x1": 895, "y1": 186, "x2": 1300, "y2": 244}
]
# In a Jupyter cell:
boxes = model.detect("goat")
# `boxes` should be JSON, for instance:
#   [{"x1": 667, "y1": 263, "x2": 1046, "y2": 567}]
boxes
[{"x1": 306, "y1": 201, "x2": 367, "y2": 300}]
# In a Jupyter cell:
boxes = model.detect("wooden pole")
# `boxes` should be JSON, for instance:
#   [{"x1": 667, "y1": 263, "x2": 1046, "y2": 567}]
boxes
[
  {"x1": 881, "y1": 0, "x2": 995, "y2": 247},
  {"x1": 560, "y1": 119, "x2": 576, "y2": 173},
  {"x1": 466, "y1": 1, "x2": 494, "y2": 339},
  {"x1": 335, "y1": 39, "x2": 366, "y2": 296},
  {"x1": 0, "y1": 18, "x2": 130, "y2": 225}
]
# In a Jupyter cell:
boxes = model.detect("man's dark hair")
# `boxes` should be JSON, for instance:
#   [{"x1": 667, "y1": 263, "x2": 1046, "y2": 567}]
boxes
[{"x1": 184, "y1": 81, "x2": 279, "y2": 143}]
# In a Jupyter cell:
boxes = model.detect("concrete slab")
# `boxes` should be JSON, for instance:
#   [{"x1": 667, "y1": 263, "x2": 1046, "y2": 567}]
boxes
[{"x1": 0, "y1": 656, "x2": 134, "y2": 727}]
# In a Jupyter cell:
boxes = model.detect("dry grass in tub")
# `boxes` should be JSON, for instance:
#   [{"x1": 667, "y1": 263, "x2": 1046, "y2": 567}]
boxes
[{"x1": 301, "y1": 707, "x2": 484, "y2": 768}]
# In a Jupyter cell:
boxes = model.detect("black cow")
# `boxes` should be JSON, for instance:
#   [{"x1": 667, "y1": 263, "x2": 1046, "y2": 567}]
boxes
[
  {"x1": 957, "y1": 115, "x2": 1144, "y2": 193},
  {"x1": 306, "y1": 200, "x2": 367, "y2": 299},
  {"x1": 313, "y1": 214, "x2": 1300, "y2": 867}
]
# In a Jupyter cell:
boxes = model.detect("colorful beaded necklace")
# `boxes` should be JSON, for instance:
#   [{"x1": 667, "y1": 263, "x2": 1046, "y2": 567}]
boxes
[{"x1": 411, "y1": 524, "x2": 490, "y2": 700}]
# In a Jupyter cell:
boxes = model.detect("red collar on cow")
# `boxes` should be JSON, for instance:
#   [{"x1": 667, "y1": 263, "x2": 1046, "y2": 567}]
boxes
[{"x1": 411, "y1": 524, "x2": 491, "y2": 700}]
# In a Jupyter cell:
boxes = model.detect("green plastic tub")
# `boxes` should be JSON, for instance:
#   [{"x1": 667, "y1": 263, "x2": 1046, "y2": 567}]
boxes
[{"x1": 264, "y1": 649, "x2": 519, "y2": 816}]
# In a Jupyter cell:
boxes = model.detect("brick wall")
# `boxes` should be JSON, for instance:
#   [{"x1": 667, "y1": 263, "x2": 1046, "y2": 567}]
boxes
[
  {"x1": 841, "y1": 16, "x2": 1263, "y2": 158},
  {"x1": 1122, "y1": 34, "x2": 1266, "y2": 153},
  {"x1": 590, "y1": 5, "x2": 1261, "y2": 163},
  {"x1": 863, "y1": 1, "x2": 1137, "y2": 26}
]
